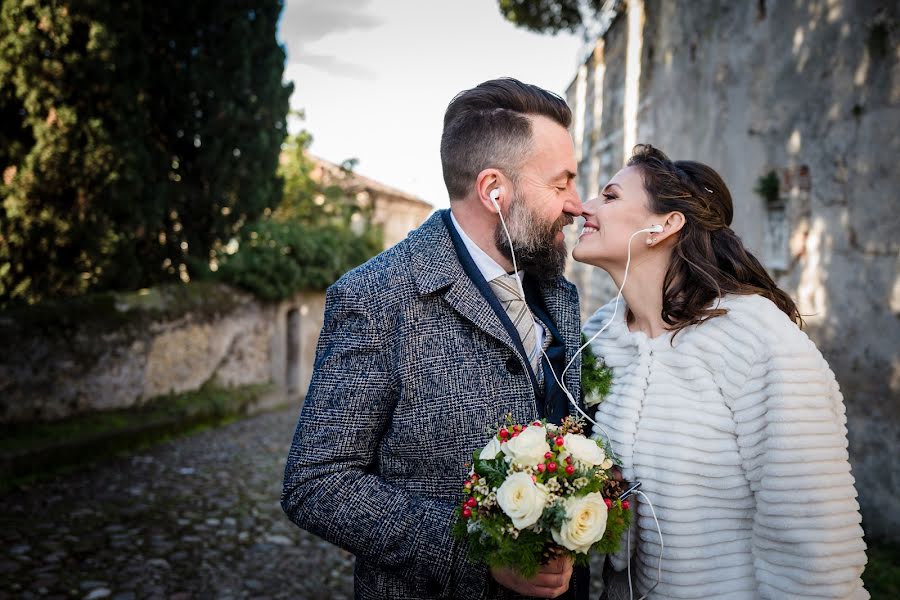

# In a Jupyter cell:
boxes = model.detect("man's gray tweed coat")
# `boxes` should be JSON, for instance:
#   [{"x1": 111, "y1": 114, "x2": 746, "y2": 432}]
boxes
[{"x1": 282, "y1": 210, "x2": 583, "y2": 599}]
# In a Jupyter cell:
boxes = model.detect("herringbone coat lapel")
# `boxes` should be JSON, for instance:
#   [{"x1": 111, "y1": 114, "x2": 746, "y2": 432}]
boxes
[{"x1": 408, "y1": 211, "x2": 520, "y2": 357}]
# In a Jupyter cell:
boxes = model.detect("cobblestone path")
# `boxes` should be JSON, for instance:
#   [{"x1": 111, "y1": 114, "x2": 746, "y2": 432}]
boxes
[
  {"x1": 2, "y1": 406, "x2": 607, "y2": 599},
  {"x1": 1, "y1": 406, "x2": 355, "y2": 600}
]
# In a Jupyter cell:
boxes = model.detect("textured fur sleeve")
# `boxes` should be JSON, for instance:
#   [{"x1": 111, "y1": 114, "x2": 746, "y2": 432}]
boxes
[{"x1": 729, "y1": 298, "x2": 869, "y2": 599}]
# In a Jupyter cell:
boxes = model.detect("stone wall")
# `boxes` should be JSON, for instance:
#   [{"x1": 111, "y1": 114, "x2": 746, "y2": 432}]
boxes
[
  {"x1": 565, "y1": 0, "x2": 899, "y2": 540},
  {"x1": 0, "y1": 283, "x2": 325, "y2": 424}
]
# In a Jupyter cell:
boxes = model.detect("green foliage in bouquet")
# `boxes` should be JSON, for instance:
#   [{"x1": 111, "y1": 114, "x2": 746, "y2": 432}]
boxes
[
  {"x1": 581, "y1": 333, "x2": 612, "y2": 404},
  {"x1": 453, "y1": 498, "x2": 631, "y2": 577},
  {"x1": 453, "y1": 512, "x2": 549, "y2": 578},
  {"x1": 583, "y1": 501, "x2": 632, "y2": 559}
]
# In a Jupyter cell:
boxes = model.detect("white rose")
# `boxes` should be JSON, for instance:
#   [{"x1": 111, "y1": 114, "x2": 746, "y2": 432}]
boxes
[
  {"x1": 551, "y1": 492, "x2": 609, "y2": 553},
  {"x1": 600, "y1": 458, "x2": 613, "y2": 470},
  {"x1": 496, "y1": 471, "x2": 549, "y2": 529},
  {"x1": 563, "y1": 433, "x2": 606, "y2": 466},
  {"x1": 584, "y1": 392, "x2": 603, "y2": 407},
  {"x1": 502, "y1": 425, "x2": 551, "y2": 467},
  {"x1": 479, "y1": 436, "x2": 502, "y2": 460}
]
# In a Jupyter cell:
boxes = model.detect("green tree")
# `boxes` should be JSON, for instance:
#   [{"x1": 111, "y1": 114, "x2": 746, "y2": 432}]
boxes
[
  {"x1": 0, "y1": 1, "x2": 291, "y2": 307},
  {"x1": 214, "y1": 125, "x2": 383, "y2": 301},
  {"x1": 497, "y1": 0, "x2": 604, "y2": 34},
  {"x1": 276, "y1": 121, "x2": 368, "y2": 229}
]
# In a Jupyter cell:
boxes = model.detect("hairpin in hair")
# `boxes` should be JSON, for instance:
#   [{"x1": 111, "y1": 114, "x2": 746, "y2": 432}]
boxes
[{"x1": 704, "y1": 187, "x2": 713, "y2": 194}]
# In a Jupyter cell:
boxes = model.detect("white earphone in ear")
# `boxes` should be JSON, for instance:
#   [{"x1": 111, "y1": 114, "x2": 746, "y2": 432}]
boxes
[
  {"x1": 647, "y1": 224, "x2": 663, "y2": 233},
  {"x1": 489, "y1": 188, "x2": 501, "y2": 210}
]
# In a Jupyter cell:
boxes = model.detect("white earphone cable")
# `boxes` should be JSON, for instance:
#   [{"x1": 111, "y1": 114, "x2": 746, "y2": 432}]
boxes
[{"x1": 627, "y1": 489, "x2": 663, "y2": 600}]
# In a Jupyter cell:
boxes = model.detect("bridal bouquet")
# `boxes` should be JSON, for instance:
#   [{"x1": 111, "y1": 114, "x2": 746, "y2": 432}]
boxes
[{"x1": 452, "y1": 416, "x2": 631, "y2": 577}]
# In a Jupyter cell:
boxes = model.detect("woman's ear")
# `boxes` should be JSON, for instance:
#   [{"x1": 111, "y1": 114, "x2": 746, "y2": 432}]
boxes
[{"x1": 654, "y1": 212, "x2": 685, "y2": 242}]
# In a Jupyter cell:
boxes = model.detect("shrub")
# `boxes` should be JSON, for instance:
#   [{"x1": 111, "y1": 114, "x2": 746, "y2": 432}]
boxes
[{"x1": 217, "y1": 219, "x2": 382, "y2": 300}]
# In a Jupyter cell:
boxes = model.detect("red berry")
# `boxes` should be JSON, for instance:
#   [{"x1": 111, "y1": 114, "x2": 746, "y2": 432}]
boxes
[
  {"x1": 544, "y1": 451, "x2": 553, "y2": 460},
  {"x1": 565, "y1": 465, "x2": 575, "y2": 475},
  {"x1": 466, "y1": 497, "x2": 477, "y2": 508},
  {"x1": 513, "y1": 425, "x2": 522, "y2": 433},
  {"x1": 565, "y1": 456, "x2": 573, "y2": 465},
  {"x1": 547, "y1": 462, "x2": 558, "y2": 473},
  {"x1": 471, "y1": 474, "x2": 479, "y2": 481},
  {"x1": 463, "y1": 482, "x2": 472, "y2": 490},
  {"x1": 462, "y1": 508, "x2": 472, "y2": 519},
  {"x1": 555, "y1": 436, "x2": 564, "y2": 447},
  {"x1": 537, "y1": 463, "x2": 546, "y2": 473},
  {"x1": 604, "y1": 498, "x2": 612, "y2": 508},
  {"x1": 622, "y1": 500, "x2": 630, "y2": 510},
  {"x1": 499, "y1": 428, "x2": 509, "y2": 440},
  {"x1": 533, "y1": 421, "x2": 542, "y2": 426}
]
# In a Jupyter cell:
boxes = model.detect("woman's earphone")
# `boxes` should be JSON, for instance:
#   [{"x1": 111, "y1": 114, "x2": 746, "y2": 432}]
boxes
[{"x1": 563, "y1": 222, "x2": 663, "y2": 384}]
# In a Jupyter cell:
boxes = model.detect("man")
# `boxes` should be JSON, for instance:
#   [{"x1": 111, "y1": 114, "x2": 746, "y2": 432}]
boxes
[{"x1": 282, "y1": 78, "x2": 587, "y2": 599}]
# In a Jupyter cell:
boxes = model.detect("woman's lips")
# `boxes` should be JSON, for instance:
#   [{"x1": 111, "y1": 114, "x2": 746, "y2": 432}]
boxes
[{"x1": 580, "y1": 223, "x2": 599, "y2": 239}]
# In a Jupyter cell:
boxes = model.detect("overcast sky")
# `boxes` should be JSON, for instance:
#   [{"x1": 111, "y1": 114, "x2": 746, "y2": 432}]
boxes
[{"x1": 279, "y1": 0, "x2": 583, "y2": 209}]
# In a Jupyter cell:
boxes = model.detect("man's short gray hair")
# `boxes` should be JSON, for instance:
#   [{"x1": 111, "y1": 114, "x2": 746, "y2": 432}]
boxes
[{"x1": 440, "y1": 78, "x2": 572, "y2": 200}]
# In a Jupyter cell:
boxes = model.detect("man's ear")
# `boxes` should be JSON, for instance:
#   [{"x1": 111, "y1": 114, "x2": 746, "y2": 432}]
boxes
[{"x1": 475, "y1": 168, "x2": 505, "y2": 214}]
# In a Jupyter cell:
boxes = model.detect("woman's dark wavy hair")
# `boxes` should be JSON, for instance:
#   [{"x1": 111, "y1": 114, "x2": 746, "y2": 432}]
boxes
[{"x1": 627, "y1": 144, "x2": 802, "y2": 333}]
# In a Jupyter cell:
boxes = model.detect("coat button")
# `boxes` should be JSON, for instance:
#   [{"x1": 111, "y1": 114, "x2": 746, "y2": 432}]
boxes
[{"x1": 506, "y1": 357, "x2": 522, "y2": 374}]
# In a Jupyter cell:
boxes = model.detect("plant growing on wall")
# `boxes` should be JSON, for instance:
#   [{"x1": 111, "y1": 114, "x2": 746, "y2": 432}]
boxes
[{"x1": 754, "y1": 170, "x2": 781, "y2": 206}]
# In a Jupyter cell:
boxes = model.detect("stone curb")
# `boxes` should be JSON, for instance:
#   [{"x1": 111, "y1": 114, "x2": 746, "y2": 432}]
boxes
[{"x1": 0, "y1": 388, "x2": 290, "y2": 488}]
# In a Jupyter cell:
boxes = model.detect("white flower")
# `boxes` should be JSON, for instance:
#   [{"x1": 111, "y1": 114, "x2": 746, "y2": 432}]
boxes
[
  {"x1": 563, "y1": 433, "x2": 606, "y2": 466},
  {"x1": 479, "y1": 436, "x2": 502, "y2": 460},
  {"x1": 551, "y1": 492, "x2": 609, "y2": 553},
  {"x1": 584, "y1": 392, "x2": 604, "y2": 407},
  {"x1": 496, "y1": 472, "x2": 549, "y2": 529},
  {"x1": 600, "y1": 458, "x2": 613, "y2": 470},
  {"x1": 502, "y1": 424, "x2": 551, "y2": 467}
]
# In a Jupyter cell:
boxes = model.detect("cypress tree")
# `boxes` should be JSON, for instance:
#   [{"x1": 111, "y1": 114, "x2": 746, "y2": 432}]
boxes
[{"x1": 0, "y1": 1, "x2": 292, "y2": 306}]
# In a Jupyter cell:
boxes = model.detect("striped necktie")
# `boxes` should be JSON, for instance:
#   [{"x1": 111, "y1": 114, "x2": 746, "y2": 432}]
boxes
[{"x1": 489, "y1": 273, "x2": 538, "y2": 371}]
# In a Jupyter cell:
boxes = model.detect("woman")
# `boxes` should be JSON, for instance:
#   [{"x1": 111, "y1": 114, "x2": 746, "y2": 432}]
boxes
[{"x1": 573, "y1": 145, "x2": 868, "y2": 599}]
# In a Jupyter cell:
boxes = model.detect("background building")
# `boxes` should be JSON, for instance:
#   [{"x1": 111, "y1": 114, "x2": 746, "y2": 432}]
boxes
[
  {"x1": 563, "y1": 0, "x2": 899, "y2": 540},
  {"x1": 310, "y1": 155, "x2": 434, "y2": 249}
]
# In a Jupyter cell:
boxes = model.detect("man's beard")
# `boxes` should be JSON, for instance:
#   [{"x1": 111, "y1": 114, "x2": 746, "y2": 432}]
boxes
[{"x1": 494, "y1": 191, "x2": 571, "y2": 280}]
